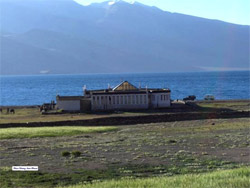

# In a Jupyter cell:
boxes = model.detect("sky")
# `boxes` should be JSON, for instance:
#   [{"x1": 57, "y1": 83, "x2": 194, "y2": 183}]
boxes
[{"x1": 74, "y1": 0, "x2": 250, "y2": 25}]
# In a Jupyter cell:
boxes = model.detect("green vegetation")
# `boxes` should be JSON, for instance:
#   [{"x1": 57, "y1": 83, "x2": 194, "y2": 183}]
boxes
[
  {"x1": 0, "y1": 107, "x2": 148, "y2": 124},
  {"x1": 0, "y1": 162, "x2": 243, "y2": 188},
  {"x1": 0, "y1": 117, "x2": 249, "y2": 188},
  {"x1": 61, "y1": 151, "x2": 71, "y2": 157},
  {"x1": 72, "y1": 151, "x2": 82, "y2": 158},
  {"x1": 57, "y1": 167, "x2": 250, "y2": 188},
  {"x1": 61, "y1": 151, "x2": 82, "y2": 158},
  {"x1": 197, "y1": 101, "x2": 250, "y2": 111},
  {"x1": 0, "y1": 107, "x2": 103, "y2": 124},
  {"x1": 163, "y1": 119, "x2": 250, "y2": 134},
  {"x1": 1, "y1": 100, "x2": 248, "y2": 124},
  {"x1": 0, "y1": 126, "x2": 118, "y2": 139}
]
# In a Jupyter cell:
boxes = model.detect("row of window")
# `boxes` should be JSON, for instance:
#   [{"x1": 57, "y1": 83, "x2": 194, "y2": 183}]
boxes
[
  {"x1": 92, "y1": 95, "x2": 147, "y2": 106},
  {"x1": 161, "y1": 94, "x2": 169, "y2": 101},
  {"x1": 151, "y1": 94, "x2": 169, "y2": 101}
]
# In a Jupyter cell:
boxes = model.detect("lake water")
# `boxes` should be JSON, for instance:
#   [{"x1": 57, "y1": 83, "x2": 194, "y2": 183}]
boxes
[{"x1": 0, "y1": 71, "x2": 249, "y2": 106}]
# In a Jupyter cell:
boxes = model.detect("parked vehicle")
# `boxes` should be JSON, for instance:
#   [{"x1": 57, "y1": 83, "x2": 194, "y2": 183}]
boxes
[
  {"x1": 204, "y1": 94, "x2": 215, "y2": 100},
  {"x1": 183, "y1": 95, "x2": 196, "y2": 101}
]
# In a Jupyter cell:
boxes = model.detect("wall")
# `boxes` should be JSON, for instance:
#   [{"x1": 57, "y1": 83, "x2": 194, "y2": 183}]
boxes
[
  {"x1": 91, "y1": 94, "x2": 148, "y2": 111},
  {"x1": 150, "y1": 93, "x2": 171, "y2": 108},
  {"x1": 57, "y1": 92, "x2": 170, "y2": 111},
  {"x1": 57, "y1": 100, "x2": 80, "y2": 111},
  {"x1": 80, "y1": 99, "x2": 91, "y2": 112}
]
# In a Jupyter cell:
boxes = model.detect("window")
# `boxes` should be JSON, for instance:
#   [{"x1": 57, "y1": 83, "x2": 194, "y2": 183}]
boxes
[
  {"x1": 109, "y1": 96, "x2": 111, "y2": 105},
  {"x1": 101, "y1": 96, "x2": 104, "y2": 104},
  {"x1": 132, "y1": 95, "x2": 135, "y2": 104},
  {"x1": 121, "y1": 96, "x2": 123, "y2": 104},
  {"x1": 112, "y1": 96, "x2": 115, "y2": 104},
  {"x1": 152, "y1": 95, "x2": 155, "y2": 101},
  {"x1": 161, "y1": 95, "x2": 163, "y2": 101},
  {"x1": 136, "y1": 95, "x2": 139, "y2": 104},
  {"x1": 128, "y1": 95, "x2": 131, "y2": 104},
  {"x1": 117, "y1": 96, "x2": 119, "y2": 104},
  {"x1": 97, "y1": 96, "x2": 99, "y2": 105},
  {"x1": 124, "y1": 96, "x2": 127, "y2": 104},
  {"x1": 140, "y1": 95, "x2": 143, "y2": 104},
  {"x1": 144, "y1": 95, "x2": 146, "y2": 104}
]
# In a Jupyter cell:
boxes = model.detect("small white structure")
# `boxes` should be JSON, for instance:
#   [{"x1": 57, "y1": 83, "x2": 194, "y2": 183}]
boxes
[
  {"x1": 56, "y1": 96, "x2": 83, "y2": 111},
  {"x1": 57, "y1": 81, "x2": 171, "y2": 111},
  {"x1": 150, "y1": 92, "x2": 171, "y2": 108}
]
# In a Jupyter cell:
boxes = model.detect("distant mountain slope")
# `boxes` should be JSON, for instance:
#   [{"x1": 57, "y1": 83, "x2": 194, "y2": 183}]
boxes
[{"x1": 0, "y1": 0, "x2": 249, "y2": 75}]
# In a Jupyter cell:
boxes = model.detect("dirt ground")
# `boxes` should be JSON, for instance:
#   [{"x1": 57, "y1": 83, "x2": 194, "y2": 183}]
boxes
[
  {"x1": 1, "y1": 100, "x2": 249, "y2": 124},
  {"x1": 0, "y1": 118, "x2": 249, "y2": 175}
]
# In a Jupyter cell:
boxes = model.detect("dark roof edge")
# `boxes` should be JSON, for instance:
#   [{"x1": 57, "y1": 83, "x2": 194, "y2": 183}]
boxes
[{"x1": 56, "y1": 95, "x2": 84, "y2": 100}]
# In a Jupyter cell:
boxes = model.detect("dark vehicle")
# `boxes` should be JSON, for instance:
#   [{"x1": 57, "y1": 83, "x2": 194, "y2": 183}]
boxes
[
  {"x1": 204, "y1": 94, "x2": 215, "y2": 100},
  {"x1": 183, "y1": 95, "x2": 196, "y2": 101}
]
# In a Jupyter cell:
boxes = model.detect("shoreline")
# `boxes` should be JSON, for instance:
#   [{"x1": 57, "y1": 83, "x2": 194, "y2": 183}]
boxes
[
  {"x1": 0, "y1": 99, "x2": 250, "y2": 108},
  {"x1": 1, "y1": 100, "x2": 249, "y2": 128}
]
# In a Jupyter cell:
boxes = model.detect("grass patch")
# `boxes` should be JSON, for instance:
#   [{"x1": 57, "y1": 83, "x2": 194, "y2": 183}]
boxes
[
  {"x1": 197, "y1": 102, "x2": 250, "y2": 111},
  {"x1": 71, "y1": 151, "x2": 82, "y2": 158},
  {"x1": 0, "y1": 108, "x2": 149, "y2": 124},
  {"x1": 163, "y1": 119, "x2": 250, "y2": 134},
  {"x1": 61, "y1": 151, "x2": 71, "y2": 157},
  {"x1": 0, "y1": 161, "x2": 242, "y2": 188},
  {"x1": 0, "y1": 126, "x2": 118, "y2": 139},
  {"x1": 0, "y1": 117, "x2": 249, "y2": 187},
  {"x1": 58, "y1": 167, "x2": 250, "y2": 188},
  {"x1": 1, "y1": 101, "x2": 249, "y2": 124}
]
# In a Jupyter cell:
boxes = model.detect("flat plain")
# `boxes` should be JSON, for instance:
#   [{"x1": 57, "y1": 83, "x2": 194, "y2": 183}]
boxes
[
  {"x1": 1, "y1": 100, "x2": 249, "y2": 124},
  {"x1": 0, "y1": 101, "x2": 249, "y2": 187}
]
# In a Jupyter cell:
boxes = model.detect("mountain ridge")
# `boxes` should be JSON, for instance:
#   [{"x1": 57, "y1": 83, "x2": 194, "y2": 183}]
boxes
[{"x1": 0, "y1": 0, "x2": 249, "y2": 75}]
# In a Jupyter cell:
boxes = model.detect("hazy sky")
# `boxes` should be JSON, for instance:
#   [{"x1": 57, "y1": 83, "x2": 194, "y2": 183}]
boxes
[{"x1": 74, "y1": 0, "x2": 250, "y2": 25}]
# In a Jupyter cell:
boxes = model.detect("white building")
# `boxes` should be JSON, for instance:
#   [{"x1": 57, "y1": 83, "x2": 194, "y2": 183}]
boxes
[
  {"x1": 56, "y1": 81, "x2": 171, "y2": 112},
  {"x1": 56, "y1": 96, "x2": 83, "y2": 111}
]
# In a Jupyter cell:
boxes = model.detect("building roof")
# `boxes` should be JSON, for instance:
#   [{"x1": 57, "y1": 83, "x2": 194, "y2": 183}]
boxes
[
  {"x1": 88, "y1": 88, "x2": 170, "y2": 95},
  {"x1": 92, "y1": 91, "x2": 147, "y2": 95},
  {"x1": 56, "y1": 95, "x2": 85, "y2": 101},
  {"x1": 84, "y1": 81, "x2": 171, "y2": 95},
  {"x1": 112, "y1": 81, "x2": 138, "y2": 91}
]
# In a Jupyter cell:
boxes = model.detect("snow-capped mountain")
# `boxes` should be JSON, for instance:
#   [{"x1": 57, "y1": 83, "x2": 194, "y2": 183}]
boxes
[{"x1": 0, "y1": 0, "x2": 249, "y2": 75}]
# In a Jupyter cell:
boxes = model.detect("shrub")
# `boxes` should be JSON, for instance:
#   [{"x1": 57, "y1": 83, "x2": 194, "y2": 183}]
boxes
[
  {"x1": 61, "y1": 151, "x2": 70, "y2": 157},
  {"x1": 72, "y1": 151, "x2": 81, "y2": 158},
  {"x1": 168, "y1": 139, "x2": 177, "y2": 143}
]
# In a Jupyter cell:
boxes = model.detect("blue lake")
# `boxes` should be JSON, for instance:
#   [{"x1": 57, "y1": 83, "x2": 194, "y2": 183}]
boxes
[{"x1": 0, "y1": 71, "x2": 249, "y2": 106}]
